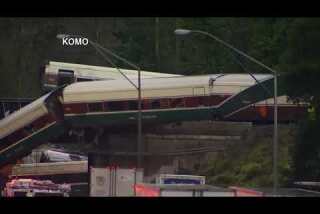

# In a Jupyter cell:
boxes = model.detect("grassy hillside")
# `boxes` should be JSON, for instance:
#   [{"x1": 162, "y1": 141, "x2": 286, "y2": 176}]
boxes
[{"x1": 199, "y1": 125, "x2": 297, "y2": 188}]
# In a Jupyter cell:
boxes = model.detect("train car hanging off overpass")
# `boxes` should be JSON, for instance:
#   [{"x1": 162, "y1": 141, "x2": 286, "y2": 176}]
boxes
[
  {"x1": 0, "y1": 73, "x2": 308, "y2": 170},
  {"x1": 61, "y1": 73, "x2": 307, "y2": 127},
  {"x1": 0, "y1": 88, "x2": 66, "y2": 171}
]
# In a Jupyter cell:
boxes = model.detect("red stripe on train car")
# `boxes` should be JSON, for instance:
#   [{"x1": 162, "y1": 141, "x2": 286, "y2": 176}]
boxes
[{"x1": 63, "y1": 103, "x2": 87, "y2": 114}]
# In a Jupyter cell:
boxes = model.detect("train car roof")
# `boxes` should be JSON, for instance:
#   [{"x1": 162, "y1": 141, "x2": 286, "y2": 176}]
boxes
[
  {"x1": 47, "y1": 61, "x2": 181, "y2": 78},
  {"x1": 63, "y1": 73, "x2": 273, "y2": 95}
]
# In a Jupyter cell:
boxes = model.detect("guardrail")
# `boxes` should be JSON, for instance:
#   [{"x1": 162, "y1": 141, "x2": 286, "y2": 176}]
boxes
[{"x1": 0, "y1": 98, "x2": 34, "y2": 119}]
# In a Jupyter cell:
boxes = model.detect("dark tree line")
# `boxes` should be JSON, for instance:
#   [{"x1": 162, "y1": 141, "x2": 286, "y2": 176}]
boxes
[{"x1": 0, "y1": 17, "x2": 320, "y2": 182}]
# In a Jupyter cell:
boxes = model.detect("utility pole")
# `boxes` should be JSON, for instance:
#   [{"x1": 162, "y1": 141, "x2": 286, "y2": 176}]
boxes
[
  {"x1": 273, "y1": 72, "x2": 278, "y2": 195},
  {"x1": 174, "y1": 29, "x2": 279, "y2": 196},
  {"x1": 57, "y1": 34, "x2": 143, "y2": 169},
  {"x1": 175, "y1": 18, "x2": 180, "y2": 74},
  {"x1": 155, "y1": 17, "x2": 160, "y2": 72}
]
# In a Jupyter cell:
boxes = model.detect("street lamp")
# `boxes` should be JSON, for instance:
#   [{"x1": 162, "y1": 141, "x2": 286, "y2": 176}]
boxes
[
  {"x1": 175, "y1": 28, "x2": 279, "y2": 196},
  {"x1": 56, "y1": 34, "x2": 143, "y2": 169}
]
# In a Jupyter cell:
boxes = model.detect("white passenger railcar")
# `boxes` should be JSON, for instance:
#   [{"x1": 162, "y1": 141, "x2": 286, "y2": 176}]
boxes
[
  {"x1": 0, "y1": 73, "x2": 308, "y2": 171},
  {"x1": 0, "y1": 90, "x2": 65, "y2": 168},
  {"x1": 61, "y1": 73, "x2": 306, "y2": 126},
  {"x1": 41, "y1": 61, "x2": 181, "y2": 91},
  {"x1": 62, "y1": 74, "x2": 272, "y2": 103}
]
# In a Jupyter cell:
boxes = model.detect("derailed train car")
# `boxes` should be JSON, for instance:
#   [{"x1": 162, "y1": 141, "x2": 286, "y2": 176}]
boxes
[
  {"x1": 1, "y1": 62, "x2": 180, "y2": 120},
  {"x1": 0, "y1": 88, "x2": 66, "y2": 169},
  {"x1": 0, "y1": 73, "x2": 308, "y2": 171},
  {"x1": 61, "y1": 73, "x2": 308, "y2": 127},
  {"x1": 40, "y1": 61, "x2": 181, "y2": 92},
  {"x1": 36, "y1": 61, "x2": 308, "y2": 124}
]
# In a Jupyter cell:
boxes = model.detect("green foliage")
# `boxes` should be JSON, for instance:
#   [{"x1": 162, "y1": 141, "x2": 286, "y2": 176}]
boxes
[
  {"x1": 278, "y1": 18, "x2": 320, "y2": 181},
  {"x1": 201, "y1": 127, "x2": 295, "y2": 188},
  {"x1": 0, "y1": 17, "x2": 298, "y2": 97},
  {"x1": 293, "y1": 120, "x2": 320, "y2": 181},
  {"x1": 280, "y1": 18, "x2": 320, "y2": 105}
]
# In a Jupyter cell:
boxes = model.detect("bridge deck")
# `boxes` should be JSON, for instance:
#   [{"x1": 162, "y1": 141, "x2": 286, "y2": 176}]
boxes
[{"x1": 10, "y1": 161, "x2": 88, "y2": 177}]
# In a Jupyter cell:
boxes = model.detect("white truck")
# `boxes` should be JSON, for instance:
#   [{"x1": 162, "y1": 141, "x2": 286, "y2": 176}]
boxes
[{"x1": 90, "y1": 167, "x2": 143, "y2": 197}]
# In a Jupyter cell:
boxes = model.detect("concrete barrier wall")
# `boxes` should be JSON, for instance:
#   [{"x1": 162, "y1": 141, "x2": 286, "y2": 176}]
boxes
[
  {"x1": 144, "y1": 121, "x2": 252, "y2": 136},
  {"x1": 144, "y1": 134, "x2": 241, "y2": 153}
]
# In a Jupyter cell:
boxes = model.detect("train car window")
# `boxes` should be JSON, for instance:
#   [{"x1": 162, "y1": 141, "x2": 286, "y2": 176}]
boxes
[
  {"x1": 77, "y1": 78, "x2": 94, "y2": 82},
  {"x1": 105, "y1": 101, "x2": 124, "y2": 111},
  {"x1": 122, "y1": 101, "x2": 129, "y2": 110},
  {"x1": 142, "y1": 100, "x2": 151, "y2": 109},
  {"x1": 24, "y1": 124, "x2": 35, "y2": 133},
  {"x1": 88, "y1": 102, "x2": 103, "y2": 112},
  {"x1": 45, "y1": 74, "x2": 58, "y2": 85},
  {"x1": 0, "y1": 103, "x2": 4, "y2": 119},
  {"x1": 160, "y1": 99, "x2": 170, "y2": 109},
  {"x1": 170, "y1": 98, "x2": 185, "y2": 108},
  {"x1": 57, "y1": 69, "x2": 75, "y2": 86},
  {"x1": 198, "y1": 97, "x2": 205, "y2": 106},
  {"x1": 185, "y1": 97, "x2": 199, "y2": 107},
  {"x1": 210, "y1": 95, "x2": 222, "y2": 106},
  {"x1": 13, "y1": 191, "x2": 28, "y2": 197},
  {"x1": 151, "y1": 100, "x2": 160, "y2": 109},
  {"x1": 128, "y1": 100, "x2": 138, "y2": 110},
  {"x1": 202, "y1": 96, "x2": 212, "y2": 106}
]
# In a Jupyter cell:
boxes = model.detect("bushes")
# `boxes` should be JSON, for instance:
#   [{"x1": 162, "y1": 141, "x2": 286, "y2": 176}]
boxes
[
  {"x1": 293, "y1": 120, "x2": 320, "y2": 181},
  {"x1": 203, "y1": 126, "x2": 295, "y2": 188}
]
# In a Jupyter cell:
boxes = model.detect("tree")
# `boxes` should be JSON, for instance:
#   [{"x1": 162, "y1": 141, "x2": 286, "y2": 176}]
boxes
[{"x1": 279, "y1": 18, "x2": 320, "y2": 181}]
